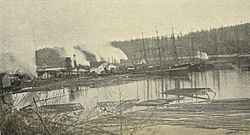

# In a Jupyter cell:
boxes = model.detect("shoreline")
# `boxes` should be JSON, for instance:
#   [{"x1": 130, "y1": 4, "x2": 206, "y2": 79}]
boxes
[{"x1": 18, "y1": 73, "x2": 160, "y2": 93}]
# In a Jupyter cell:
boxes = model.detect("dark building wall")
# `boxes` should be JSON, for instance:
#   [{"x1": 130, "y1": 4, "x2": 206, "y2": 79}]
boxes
[
  {"x1": 0, "y1": 73, "x2": 11, "y2": 90},
  {"x1": 35, "y1": 48, "x2": 66, "y2": 68}
]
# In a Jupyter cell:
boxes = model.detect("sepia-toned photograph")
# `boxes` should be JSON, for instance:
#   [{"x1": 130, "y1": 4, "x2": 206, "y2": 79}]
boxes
[{"x1": 1, "y1": 0, "x2": 250, "y2": 134}]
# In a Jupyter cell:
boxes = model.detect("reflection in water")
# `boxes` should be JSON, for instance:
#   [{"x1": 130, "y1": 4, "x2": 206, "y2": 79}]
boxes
[
  {"x1": 146, "y1": 79, "x2": 149, "y2": 100},
  {"x1": 212, "y1": 70, "x2": 221, "y2": 98},
  {"x1": 13, "y1": 70, "x2": 250, "y2": 109}
]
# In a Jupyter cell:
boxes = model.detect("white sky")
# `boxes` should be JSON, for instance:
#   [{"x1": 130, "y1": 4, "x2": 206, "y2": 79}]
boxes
[
  {"x1": 1, "y1": 0, "x2": 250, "y2": 73},
  {"x1": 1, "y1": 0, "x2": 250, "y2": 46}
]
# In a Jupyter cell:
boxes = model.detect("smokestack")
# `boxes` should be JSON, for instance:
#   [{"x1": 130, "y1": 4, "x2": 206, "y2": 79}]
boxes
[
  {"x1": 35, "y1": 50, "x2": 38, "y2": 66},
  {"x1": 73, "y1": 54, "x2": 78, "y2": 69},
  {"x1": 65, "y1": 57, "x2": 73, "y2": 70}
]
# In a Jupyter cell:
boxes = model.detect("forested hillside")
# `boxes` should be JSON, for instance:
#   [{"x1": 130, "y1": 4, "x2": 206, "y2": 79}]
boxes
[{"x1": 112, "y1": 23, "x2": 250, "y2": 62}]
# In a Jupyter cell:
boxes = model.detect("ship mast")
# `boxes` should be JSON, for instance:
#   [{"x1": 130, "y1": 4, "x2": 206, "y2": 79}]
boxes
[
  {"x1": 142, "y1": 32, "x2": 148, "y2": 64},
  {"x1": 172, "y1": 25, "x2": 178, "y2": 63},
  {"x1": 156, "y1": 30, "x2": 162, "y2": 65}
]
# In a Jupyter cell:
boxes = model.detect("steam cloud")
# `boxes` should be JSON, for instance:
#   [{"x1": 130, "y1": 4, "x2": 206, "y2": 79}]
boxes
[
  {"x1": 0, "y1": 43, "x2": 127, "y2": 75},
  {"x1": 0, "y1": 1, "x2": 128, "y2": 75}
]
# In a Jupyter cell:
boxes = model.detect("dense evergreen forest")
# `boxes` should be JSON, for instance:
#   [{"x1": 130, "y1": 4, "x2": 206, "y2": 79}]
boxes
[{"x1": 112, "y1": 23, "x2": 250, "y2": 62}]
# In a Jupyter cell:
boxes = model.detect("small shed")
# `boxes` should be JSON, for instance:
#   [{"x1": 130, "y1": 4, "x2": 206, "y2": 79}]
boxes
[
  {"x1": 90, "y1": 61, "x2": 109, "y2": 74},
  {"x1": 0, "y1": 73, "x2": 11, "y2": 90},
  {"x1": 107, "y1": 64, "x2": 117, "y2": 70}
]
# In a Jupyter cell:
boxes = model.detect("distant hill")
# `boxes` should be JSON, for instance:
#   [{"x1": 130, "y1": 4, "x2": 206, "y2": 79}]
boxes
[{"x1": 112, "y1": 23, "x2": 250, "y2": 63}]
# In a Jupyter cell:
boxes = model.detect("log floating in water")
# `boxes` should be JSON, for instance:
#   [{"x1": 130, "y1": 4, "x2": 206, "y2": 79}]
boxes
[
  {"x1": 162, "y1": 88, "x2": 216, "y2": 100},
  {"x1": 38, "y1": 103, "x2": 84, "y2": 113},
  {"x1": 135, "y1": 97, "x2": 184, "y2": 106}
]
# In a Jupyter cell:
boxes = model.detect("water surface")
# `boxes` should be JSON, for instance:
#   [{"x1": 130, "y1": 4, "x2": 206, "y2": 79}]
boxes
[{"x1": 13, "y1": 69, "x2": 250, "y2": 109}]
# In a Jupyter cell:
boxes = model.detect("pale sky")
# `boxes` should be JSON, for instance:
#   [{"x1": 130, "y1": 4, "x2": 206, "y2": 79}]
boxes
[
  {"x1": 1, "y1": 0, "x2": 250, "y2": 73},
  {"x1": 1, "y1": 0, "x2": 250, "y2": 45}
]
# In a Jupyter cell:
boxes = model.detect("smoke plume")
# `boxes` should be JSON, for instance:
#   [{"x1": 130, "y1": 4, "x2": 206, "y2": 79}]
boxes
[{"x1": 0, "y1": 0, "x2": 128, "y2": 75}]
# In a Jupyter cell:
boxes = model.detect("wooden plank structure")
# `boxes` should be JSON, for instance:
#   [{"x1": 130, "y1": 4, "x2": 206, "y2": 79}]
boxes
[{"x1": 116, "y1": 98, "x2": 250, "y2": 134}]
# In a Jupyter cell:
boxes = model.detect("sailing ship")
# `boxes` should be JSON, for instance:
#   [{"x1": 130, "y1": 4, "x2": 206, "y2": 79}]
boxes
[{"x1": 131, "y1": 26, "x2": 214, "y2": 75}]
